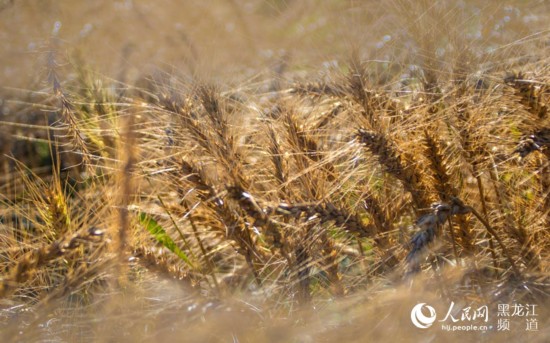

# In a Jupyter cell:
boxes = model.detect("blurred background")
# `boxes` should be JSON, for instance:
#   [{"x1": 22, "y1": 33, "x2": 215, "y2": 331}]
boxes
[
  {"x1": 0, "y1": 0, "x2": 371, "y2": 88},
  {"x1": 1, "y1": 0, "x2": 548, "y2": 90}
]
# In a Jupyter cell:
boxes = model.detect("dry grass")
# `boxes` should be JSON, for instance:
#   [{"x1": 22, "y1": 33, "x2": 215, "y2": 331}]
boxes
[{"x1": 1, "y1": 1, "x2": 550, "y2": 342}]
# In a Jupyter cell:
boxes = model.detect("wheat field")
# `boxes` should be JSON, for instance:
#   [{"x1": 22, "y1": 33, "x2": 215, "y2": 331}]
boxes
[{"x1": 1, "y1": 1, "x2": 549, "y2": 342}]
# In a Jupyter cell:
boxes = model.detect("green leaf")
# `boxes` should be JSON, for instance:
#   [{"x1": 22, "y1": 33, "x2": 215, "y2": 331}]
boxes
[{"x1": 138, "y1": 212, "x2": 194, "y2": 268}]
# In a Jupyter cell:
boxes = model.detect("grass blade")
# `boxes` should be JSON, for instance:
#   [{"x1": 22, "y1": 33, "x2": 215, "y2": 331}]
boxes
[{"x1": 138, "y1": 212, "x2": 194, "y2": 268}]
